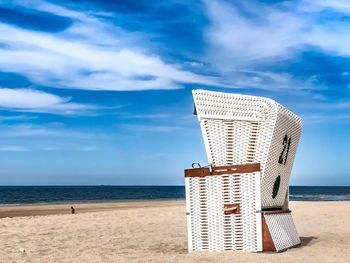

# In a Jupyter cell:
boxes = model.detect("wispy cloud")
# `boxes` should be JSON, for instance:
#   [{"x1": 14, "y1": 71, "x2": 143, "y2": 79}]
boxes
[
  {"x1": 206, "y1": 0, "x2": 306, "y2": 65},
  {"x1": 0, "y1": 88, "x2": 97, "y2": 115},
  {"x1": 302, "y1": 112, "x2": 350, "y2": 124},
  {"x1": 0, "y1": 145, "x2": 98, "y2": 152},
  {"x1": 0, "y1": 146, "x2": 29, "y2": 152},
  {"x1": 300, "y1": 0, "x2": 350, "y2": 14},
  {"x1": 204, "y1": 0, "x2": 350, "y2": 91},
  {"x1": 0, "y1": 0, "x2": 226, "y2": 91},
  {"x1": 0, "y1": 115, "x2": 37, "y2": 122},
  {"x1": 0, "y1": 123, "x2": 109, "y2": 139},
  {"x1": 3, "y1": 0, "x2": 348, "y2": 94},
  {"x1": 121, "y1": 124, "x2": 185, "y2": 133},
  {"x1": 40, "y1": 146, "x2": 98, "y2": 151},
  {"x1": 122, "y1": 113, "x2": 173, "y2": 119},
  {"x1": 290, "y1": 99, "x2": 350, "y2": 123}
]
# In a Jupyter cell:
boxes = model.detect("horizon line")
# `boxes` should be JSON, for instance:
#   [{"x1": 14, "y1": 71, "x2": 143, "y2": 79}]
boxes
[{"x1": 0, "y1": 185, "x2": 349, "y2": 187}]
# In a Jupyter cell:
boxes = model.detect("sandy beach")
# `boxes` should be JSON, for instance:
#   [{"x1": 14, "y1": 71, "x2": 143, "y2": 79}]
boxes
[{"x1": 0, "y1": 201, "x2": 349, "y2": 263}]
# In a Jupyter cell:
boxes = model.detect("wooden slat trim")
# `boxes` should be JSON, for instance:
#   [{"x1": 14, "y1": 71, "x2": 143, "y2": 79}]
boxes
[
  {"x1": 184, "y1": 163, "x2": 260, "y2": 177},
  {"x1": 223, "y1": 203, "x2": 240, "y2": 215},
  {"x1": 184, "y1": 168, "x2": 209, "y2": 177},
  {"x1": 262, "y1": 210, "x2": 291, "y2": 215},
  {"x1": 262, "y1": 215, "x2": 276, "y2": 252}
]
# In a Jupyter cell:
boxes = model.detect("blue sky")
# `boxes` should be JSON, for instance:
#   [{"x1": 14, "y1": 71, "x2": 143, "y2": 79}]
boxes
[{"x1": 0, "y1": 0, "x2": 350, "y2": 186}]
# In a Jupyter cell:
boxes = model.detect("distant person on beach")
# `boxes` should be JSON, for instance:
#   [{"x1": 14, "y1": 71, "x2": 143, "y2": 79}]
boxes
[{"x1": 71, "y1": 206, "x2": 75, "y2": 214}]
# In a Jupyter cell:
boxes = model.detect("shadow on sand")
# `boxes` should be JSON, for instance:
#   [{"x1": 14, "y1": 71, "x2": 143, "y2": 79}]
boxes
[{"x1": 300, "y1": 236, "x2": 318, "y2": 247}]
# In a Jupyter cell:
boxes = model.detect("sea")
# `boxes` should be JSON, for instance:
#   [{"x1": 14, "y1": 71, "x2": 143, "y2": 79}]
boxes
[{"x1": 0, "y1": 186, "x2": 349, "y2": 205}]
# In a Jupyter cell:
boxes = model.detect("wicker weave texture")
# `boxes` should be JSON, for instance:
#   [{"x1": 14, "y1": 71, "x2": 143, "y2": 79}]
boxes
[
  {"x1": 193, "y1": 90, "x2": 301, "y2": 208},
  {"x1": 262, "y1": 106, "x2": 302, "y2": 208},
  {"x1": 264, "y1": 213, "x2": 301, "y2": 252},
  {"x1": 185, "y1": 172, "x2": 262, "y2": 252}
]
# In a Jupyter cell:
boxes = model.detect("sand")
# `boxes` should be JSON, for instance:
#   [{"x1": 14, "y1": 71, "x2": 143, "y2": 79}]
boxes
[{"x1": 0, "y1": 201, "x2": 349, "y2": 263}]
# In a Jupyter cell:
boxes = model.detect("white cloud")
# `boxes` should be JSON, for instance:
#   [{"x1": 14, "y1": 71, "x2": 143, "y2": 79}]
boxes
[
  {"x1": 300, "y1": 0, "x2": 350, "y2": 13},
  {"x1": 284, "y1": 99, "x2": 350, "y2": 123},
  {"x1": 0, "y1": 88, "x2": 96, "y2": 115},
  {"x1": 0, "y1": 123, "x2": 109, "y2": 139},
  {"x1": 302, "y1": 113, "x2": 350, "y2": 123},
  {"x1": 121, "y1": 113, "x2": 180, "y2": 119},
  {"x1": 206, "y1": 0, "x2": 306, "y2": 65},
  {"x1": 204, "y1": 0, "x2": 350, "y2": 90},
  {"x1": 0, "y1": 146, "x2": 29, "y2": 152},
  {"x1": 0, "y1": 144, "x2": 97, "y2": 152},
  {"x1": 0, "y1": 1, "x2": 227, "y2": 91},
  {"x1": 121, "y1": 124, "x2": 185, "y2": 133},
  {"x1": 0, "y1": 115, "x2": 37, "y2": 121},
  {"x1": 40, "y1": 146, "x2": 98, "y2": 151},
  {"x1": 2, "y1": 0, "x2": 350, "y2": 94}
]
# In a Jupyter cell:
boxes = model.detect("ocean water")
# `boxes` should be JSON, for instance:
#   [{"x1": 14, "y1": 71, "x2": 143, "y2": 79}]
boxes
[
  {"x1": 0, "y1": 186, "x2": 349, "y2": 205},
  {"x1": 289, "y1": 186, "x2": 350, "y2": 201}
]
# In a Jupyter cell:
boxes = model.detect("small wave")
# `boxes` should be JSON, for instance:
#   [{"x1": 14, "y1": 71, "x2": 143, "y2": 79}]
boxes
[{"x1": 290, "y1": 194, "x2": 349, "y2": 201}]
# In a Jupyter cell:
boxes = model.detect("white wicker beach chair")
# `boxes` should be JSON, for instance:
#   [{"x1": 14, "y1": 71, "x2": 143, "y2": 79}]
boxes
[{"x1": 185, "y1": 89, "x2": 302, "y2": 252}]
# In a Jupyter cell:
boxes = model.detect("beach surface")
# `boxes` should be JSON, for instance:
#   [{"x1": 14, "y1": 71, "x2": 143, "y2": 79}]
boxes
[{"x1": 0, "y1": 201, "x2": 349, "y2": 263}]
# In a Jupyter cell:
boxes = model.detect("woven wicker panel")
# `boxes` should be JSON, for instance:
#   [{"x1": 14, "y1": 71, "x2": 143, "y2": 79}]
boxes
[
  {"x1": 262, "y1": 107, "x2": 302, "y2": 208},
  {"x1": 264, "y1": 213, "x2": 301, "y2": 252},
  {"x1": 193, "y1": 90, "x2": 301, "y2": 208},
  {"x1": 185, "y1": 172, "x2": 262, "y2": 252}
]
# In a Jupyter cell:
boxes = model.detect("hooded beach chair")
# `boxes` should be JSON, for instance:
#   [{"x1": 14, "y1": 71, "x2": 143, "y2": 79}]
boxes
[{"x1": 184, "y1": 89, "x2": 302, "y2": 252}]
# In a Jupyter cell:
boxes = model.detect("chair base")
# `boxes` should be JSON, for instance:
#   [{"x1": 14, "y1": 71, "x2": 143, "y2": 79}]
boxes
[
  {"x1": 262, "y1": 211, "x2": 301, "y2": 252},
  {"x1": 184, "y1": 164, "x2": 302, "y2": 253}
]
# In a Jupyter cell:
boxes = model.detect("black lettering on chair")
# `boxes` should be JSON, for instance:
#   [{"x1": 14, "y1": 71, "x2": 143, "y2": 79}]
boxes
[{"x1": 278, "y1": 134, "x2": 291, "y2": 165}]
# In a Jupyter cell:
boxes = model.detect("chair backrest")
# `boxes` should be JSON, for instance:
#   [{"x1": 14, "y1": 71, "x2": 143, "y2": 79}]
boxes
[{"x1": 193, "y1": 90, "x2": 302, "y2": 208}]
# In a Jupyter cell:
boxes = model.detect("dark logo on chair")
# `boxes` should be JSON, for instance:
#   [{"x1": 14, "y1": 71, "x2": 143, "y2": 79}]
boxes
[{"x1": 272, "y1": 175, "x2": 281, "y2": 199}]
